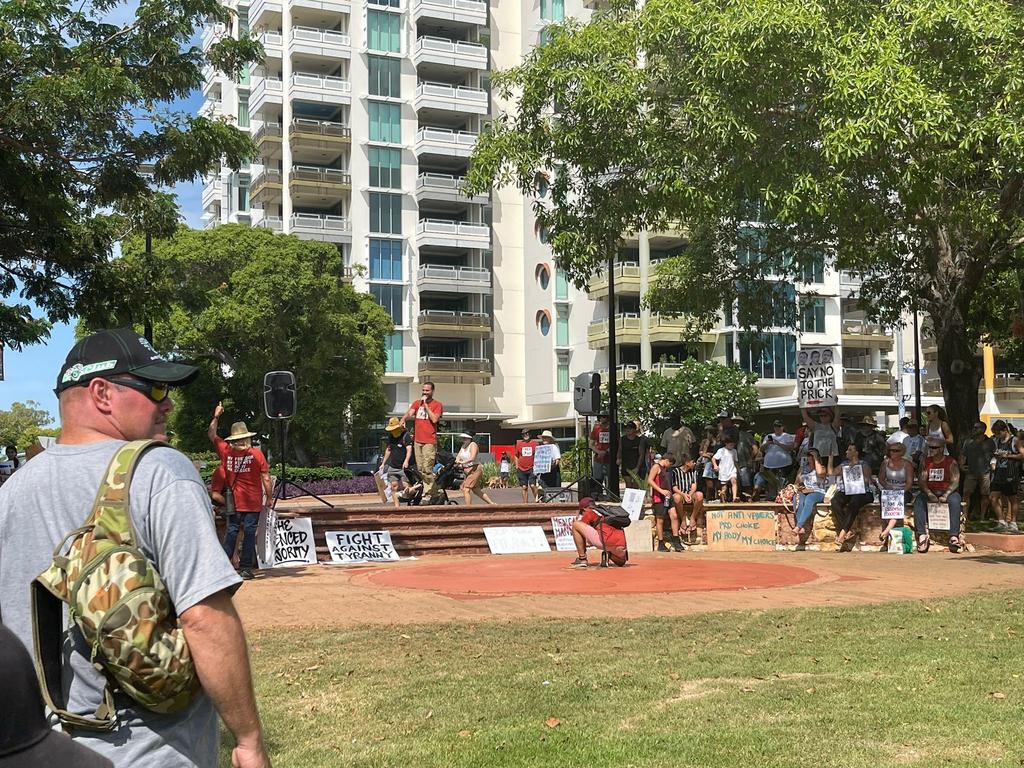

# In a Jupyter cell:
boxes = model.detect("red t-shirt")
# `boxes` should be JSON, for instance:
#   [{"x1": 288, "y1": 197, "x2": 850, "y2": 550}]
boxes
[
  {"x1": 515, "y1": 439, "x2": 538, "y2": 471},
  {"x1": 580, "y1": 507, "x2": 627, "y2": 565},
  {"x1": 209, "y1": 465, "x2": 227, "y2": 493},
  {"x1": 923, "y1": 456, "x2": 956, "y2": 493},
  {"x1": 590, "y1": 425, "x2": 611, "y2": 463},
  {"x1": 215, "y1": 437, "x2": 270, "y2": 512},
  {"x1": 413, "y1": 399, "x2": 443, "y2": 444}
]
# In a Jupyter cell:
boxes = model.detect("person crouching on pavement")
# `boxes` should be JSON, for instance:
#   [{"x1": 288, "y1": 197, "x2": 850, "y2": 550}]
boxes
[{"x1": 570, "y1": 496, "x2": 628, "y2": 569}]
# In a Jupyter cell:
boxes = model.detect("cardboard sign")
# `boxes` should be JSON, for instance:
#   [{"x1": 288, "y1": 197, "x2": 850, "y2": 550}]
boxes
[
  {"x1": 796, "y1": 346, "x2": 837, "y2": 408},
  {"x1": 484, "y1": 526, "x2": 551, "y2": 554},
  {"x1": 533, "y1": 444, "x2": 553, "y2": 474},
  {"x1": 706, "y1": 508, "x2": 777, "y2": 551},
  {"x1": 620, "y1": 488, "x2": 646, "y2": 521},
  {"x1": 325, "y1": 530, "x2": 400, "y2": 564},
  {"x1": 927, "y1": 502, "x2": 951, "y2": 530},
  {"x1": 880, "y1": 490, "x2": 906, "y2": 520},
  {"x1": 258, "y1": 516, "x2": 317, "y2": 568},
  {"x1": 551, "y1": 515, "x2": 576, "y2": 551},
  {"x1": 256, "y1": 506, "x2": 277, "y2": 567},
  {"x1": 842, "y1": 464, "x2": 866, "y2": 495}
]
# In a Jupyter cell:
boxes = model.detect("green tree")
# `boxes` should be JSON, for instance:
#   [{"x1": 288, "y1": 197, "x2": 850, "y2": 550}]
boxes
[
  {"x1": 467, "y1": 0, "x2": 1024, "y2": 444},
  {"x1": 80, "y1": 225, "x2": 393, "y2": 462},
  {"x1": 0, "y1": 0, "x2": 262, "y2": 348},
  {"x1": 0, "y1": 401, "x2": 55, "y2": 449},
  {"x1": 613, "y1": 362, "x2": 760, "y2": 437}
]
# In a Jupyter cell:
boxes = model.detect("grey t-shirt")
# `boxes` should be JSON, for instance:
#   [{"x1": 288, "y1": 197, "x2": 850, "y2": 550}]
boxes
[{"x1": 0, "y1": 440, "x2": 242, "y2": 768}]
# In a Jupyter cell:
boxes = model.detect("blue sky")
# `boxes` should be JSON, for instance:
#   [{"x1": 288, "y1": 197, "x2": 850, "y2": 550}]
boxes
[{"x1": 0, "y1": 3, "x2": 206, "y2": 422}]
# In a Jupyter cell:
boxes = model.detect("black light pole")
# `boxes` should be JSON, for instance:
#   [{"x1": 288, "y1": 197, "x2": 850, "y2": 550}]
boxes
[
  {"x1": 606, "y1": 249, "x2": 620, "y2": 497},
  {"x1": 144, "y1": 231, "x2": 154, "y2": 344},
  {"x1": 913, "y1": 303, "x2": 923, "y2": 423}
]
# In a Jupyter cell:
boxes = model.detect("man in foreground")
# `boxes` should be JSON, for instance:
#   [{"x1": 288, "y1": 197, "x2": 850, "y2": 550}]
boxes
[
  {"x1": 401, "y1": 381, "x2": 444, "y2": 502},
  {"x1": 0, "y1": 328, "x2": 270, "y2": 768},
  {"x1": 570, "y1": 496, "x2": 628, "y2": 568}
]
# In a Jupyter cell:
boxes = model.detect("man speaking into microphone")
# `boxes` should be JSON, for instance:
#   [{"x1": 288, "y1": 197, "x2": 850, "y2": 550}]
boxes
[{"x1": 400, "y1": 382, "x2": 443, "y2": 502}]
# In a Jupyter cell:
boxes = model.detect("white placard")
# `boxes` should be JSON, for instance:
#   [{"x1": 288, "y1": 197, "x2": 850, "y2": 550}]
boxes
[
  {"x1": 258, "y1": 516, "x2": 317, "y2": 568},
  {"x1": 796, "y1": 346, "x2": 837, "y2": 408},
  {"x1": 256, "y1": 506, "x2": 277, "y2": 567},
  {"x1": 484, "y1": 526, "x2": 552, "y2": 554},
  {"x1": 887, "y1": 526, "x2": 908, "y2": 554},
  {"x1": 842, "y1": 464, "x2": 866, "y2": 496},
  {"x1": 927, "y1": 502, "x2": 951, "y2": 530},
  {"x1": 533, "y1": 444, "x2": 553, "y2": 474},
  {"x1": 880, "y1": 489, "x2": 906, "y2": 520},
  {"x1": 325, "y1": 530, "x2": 400, "y2": 564},
  {"x1": 620, "y1": 488, "x2": 646, "y2": 521},
  {"x1": 551, "y1": 516, "x2": 576, "y2": 551}
]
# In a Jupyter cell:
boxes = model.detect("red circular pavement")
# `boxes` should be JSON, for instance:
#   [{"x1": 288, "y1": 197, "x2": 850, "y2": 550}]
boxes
[{"x1": 366, "y1": 554, "x2": 820, "y2": 596}]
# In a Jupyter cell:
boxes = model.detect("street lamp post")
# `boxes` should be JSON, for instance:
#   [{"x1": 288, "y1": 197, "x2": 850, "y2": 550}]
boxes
[{"x1": 606, "y1": 249, "x2": 620, "y2": 497}]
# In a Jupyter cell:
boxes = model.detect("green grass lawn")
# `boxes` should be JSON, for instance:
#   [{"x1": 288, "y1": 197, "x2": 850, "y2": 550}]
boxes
[{"x1": 226, "y1": 590, "x2": 1024, "y2": 767}]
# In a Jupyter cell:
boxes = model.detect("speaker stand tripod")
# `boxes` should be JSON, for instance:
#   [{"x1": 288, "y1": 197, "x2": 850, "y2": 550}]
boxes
[
  {"x1": 536, "y1": 415, "x2": 621, "y2": 504},
  {"x1": 270, "y1": 420, "x2": 334, "y2": 509}
]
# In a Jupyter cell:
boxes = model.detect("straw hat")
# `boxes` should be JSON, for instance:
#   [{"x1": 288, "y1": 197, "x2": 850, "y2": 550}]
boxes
[
  {"x1": 859, "y1": 415, "x2": 877, "y2": 426},
  {"x1": 385, "y1": 416, "x2": 403, "y2": 434},
  {"x1": 225, "y1": 421, "x2": 257, "y2": 441},
  {"x1": 540, "y1": 429, "x2": 554, "y2": 439}
]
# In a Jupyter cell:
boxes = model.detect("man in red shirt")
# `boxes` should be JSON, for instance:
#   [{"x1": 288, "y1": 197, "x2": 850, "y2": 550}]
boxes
[
  {"x1": 569, "y1": 496, "x2": 627, "y2": 568},
  {"x1": 514, "y1": 428, "x2": 539, "y2": 503},
  {"x1": 589, "y1": 415, "x2": 611, "y2": 484},
  {"x1": 209, "y1": 403, "x2": 273, "y2": 579},
  {"x1": 400, "y1": 381, "x2": 444, "y2": 501},
  {"x1": 913, "y1": 435, "x2": 963, "y2": 553}
]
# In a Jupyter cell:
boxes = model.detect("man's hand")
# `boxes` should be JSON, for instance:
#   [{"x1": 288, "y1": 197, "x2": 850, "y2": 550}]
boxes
[
  {"x1": 232, "y1": 743, "x2": 271, "y2": 768},
  {"x1": 214, "y1": 402, "x2": 225, "y2": 419}
]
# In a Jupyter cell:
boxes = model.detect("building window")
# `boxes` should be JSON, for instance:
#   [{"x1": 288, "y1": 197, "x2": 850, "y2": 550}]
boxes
[
  {"x1": 367, "y1": 10, "x2": 401, "y2": 52},
  {"x1": 369, "y1": 0, "x2": 401, "y2": 6},
  {"x1": 237, "y1": 182, "x2": 249, "y2": 212},
  {"x1": 369, "y1": 101, "x2": 401, "y2": 143},
  {"x1": 556, "y1": 312, "x2": 569, "y2": 346},
  {"x1": 238, "y1": 65, "x2": 250, "y2": 87},
  {"x1": 541, "y1": 0, "x2": 565, "y2": 21},
  {"x1": 555, "y1": 268, "x2": 568, "y2": 300},
  {"x1": 384, "y1": 331, "x2": 403, "y2": 372},
  {"x1": 536, "y1": 310, "x2": 551, "y2": 336},
  {"x1": 369, "y1": 146, "x2": 402, "y2": 189},
  {"x1": 737, "y1": 332, "x2": 797, "y2": 380},
  {"x1": 371, "y1": 284, "x2": 403, "y2": 324},
  {"x1": 535, "y1": 263, "x2": 550, "y2": 290},
  {"x1": 800, "y1": 251, "x2": 825, "y2": 284},
  {"x1": 237, "y1": 93, "x2": 249, "y2": 128},
  {"x1": 370, "y1": 238, "x2": 402, "y2": 280},
  {"x1": 368, "y1": 55, "x2": 401, "y2": 97},
  {"x1": 370, "y1": 192, "x2": 403, "y2": 234},
  {"x1": 800, "y1": 297, "x2": 826, "y2": 334},
  {"x1": 557, "y1": 363, "x2": 570, "y2": 392}
]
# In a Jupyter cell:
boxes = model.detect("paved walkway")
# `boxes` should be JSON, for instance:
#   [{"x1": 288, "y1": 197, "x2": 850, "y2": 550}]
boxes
[{"x1": 233, "y1": 550, "x2": 1024, "y2": 630}]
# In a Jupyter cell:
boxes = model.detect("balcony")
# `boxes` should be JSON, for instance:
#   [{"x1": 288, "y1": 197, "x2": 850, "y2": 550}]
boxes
[
  {"x1": 416, "y1": 264, "x2": 491, "y2": 295},
  {"x1": 415, "y1": 173, "x2": 488, "y2": 204},
  {"x1": 256, "y1": 215, "x2": 283, "y2": 233},
  {"x1": 413, "y1": 36, "x2": 488, "y2": 70},
  {"x1": 841, "y1": 318, "x2": 892, "y2": 347},
  {"x1": 649, "y1": 314, "x2": 691, "y2": 344},
  {"x1": 841, "y1": 368, "x2": 890, "y2": 394},
  {"x1": 253, "y1": 121, "x2": 282, "y2": 160},
  {"x1": 199, "y1": 99, "x2": 223, "y2": 119},
  {"x1": 257, "y1": 30, "x2": 283, "y2": 58},
  {"x1": 994, "y1": 373, "x2": 1024, "y2": 397},
  {"x1": 417, "y1": 356, "x2": 492, "y2": 384},
  {"x1": 250, "y1": 168, "x2": 283, "y2": 203},
  {"x1": 201, "y1": 22, "x2": 226, "y2": 52},
  {"x1": 290, "y1": 72, "x2": 352, "y2": 105},
  {"x1": 414, "y1": 127, "x2": 479, "y2": 159},
  {"x1": 413, "y1": 0, "x2": 486, "y2": 25},
  {"x1": 289, "y1": 213, "x2": 352, "y2": 243},
  {"x1": 415, "y1": 219, "x2": 490, "y2": 249},
  {"x1": 201, "y1": 65, "x2": 221, "y2": 96},
  {"x1": 289, "y1": 26, "x2": 352, "y2": 58},
  {"x1": 417, "y1": 310, "x2": 491, "y2": 338},
  {"x1": 588, "y1": 314, "x2": 639, "y2": 348},
  {"x1": 250, "y1": 0, "x2": 282, "y2": 28},
  {"x1": 414, "y1": 81, "x2": 488, "y2": 115},
  {"x1": 598, "y1": 365, "x2": 640, "y2": 382},
  {"x1": 250, "y1": 77, "x2": 283, "y2": 113},
  {"x1": 201, "y1": 178, "x2": 223, "y2": 209},
  {"x1": 587, "y1": 262, "x2": 640, "y2": 299},
  {"x1": 292, "y1": 0, "x2": 351, "y2": 13},
  {"x1": 290, "y1": 118, "x2": 351, "y2": 162},
  {"x1": 289, "y1": 165, "x2": 351, "y2": 204}
]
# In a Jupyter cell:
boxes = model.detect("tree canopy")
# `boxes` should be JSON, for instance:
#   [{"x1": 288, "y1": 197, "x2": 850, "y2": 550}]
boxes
[
  {"x1": 467, "y1": 0, "x2": 1024, "y2": 442},
  {"x1": 0, "y1": 0, "x2": 261, "y2": 348},
  {"x1": 79, "y1": 225, "x2": 393, "y2": 462},
  {"x1": 0, "y1": 400, "x2": 59, "y2": 450}
]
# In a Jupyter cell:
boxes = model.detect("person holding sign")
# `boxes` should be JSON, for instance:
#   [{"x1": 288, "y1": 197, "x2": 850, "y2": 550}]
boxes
[
  {"x1": 912, "y1": 436, "x2": 962, "y2": 553},
  {"x1": 830, "y1": 443, "x2": 874, "y2": 551},
  {"x1": 801, "y1": 404, "x2": 840, "y2": 462},
  {"x1": 535, "y1": 430, "x2": 562, "y2": 492},
  {"x1": 878, "y1": 441, "x2": 915, "y2": 543},
  {"x1": 794, "y1": 448, "x2": 828, "y2": 541}
]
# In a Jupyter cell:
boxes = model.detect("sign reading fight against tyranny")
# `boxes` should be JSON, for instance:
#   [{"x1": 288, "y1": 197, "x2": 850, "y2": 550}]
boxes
[
  {"x1": 551, "y1": 516, "x2": 576, "y2": 551},
  {"x1": 258, "y1": 516, "x2": 318, "y2": 568},
  {"x1": 796, "y1": 346, "x2": 838, "y2": 408},
  {"x1": 325, "y1": 530, "x2": 400, "y2": 564}
]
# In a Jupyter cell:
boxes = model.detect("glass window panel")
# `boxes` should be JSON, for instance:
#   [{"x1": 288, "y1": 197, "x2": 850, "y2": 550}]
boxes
[
  {"x1": 556, "y1": 316, "x2": 569, "y2": 346},
  {"x1": 557, "y1": 363, "x2": 570, "y2": 392},
  {"x1": 371, "y1": 284, "x2": 403, "y2": 324},
  {"x1": 384, "y1": 331, "x2": 402, "y2": 372},
  {"x1": 555, "y1": 268, "x2": 568, "y2": 300},
  {"x1": 368, "y1": 55, "x2": 401, "y2": 97},
  {"x1": 369, "y1": 102, "x2": 401, "y2": 143},
  {"x1": 237, "y1": 94, "x2": 249, "y2": 127},
  {"x1": 370, "y1": 193, "x2": 402, "y2": 234},
  {"x1": 369, "y1": 239, "x2": 402, "y2": 280}
]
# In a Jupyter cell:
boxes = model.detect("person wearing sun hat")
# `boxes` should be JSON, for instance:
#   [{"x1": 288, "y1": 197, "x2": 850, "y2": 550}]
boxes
[
  {"x1": 379, "y1": 417, "x2": 412, "y2": 508},
  {"x1": 209, "y1": 403, "x2": 272, "y2": 581}
]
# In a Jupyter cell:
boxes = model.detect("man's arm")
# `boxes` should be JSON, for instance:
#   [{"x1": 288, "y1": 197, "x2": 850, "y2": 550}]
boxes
[
  {"x1": 208, "y1": 402, "x2": 224, "y2": 445},
  {"x1": 398, "y1": 401, "x2": 418, "y2": 427},
  {"x1": 260, "y1": 472, "x2": 273, "y2": 504},
  {"x1": 181, "y1": 591, "x2": 270, "y2": 768},
  {"x1": 944, "y1": 462, "x2": 960, "y2": 498},
  {"x1": 427, "y1": 401, "x2": 442, "y2": 424},
  {"x1": 402, "y1": 442, "x2": 412, "y2": 468}
]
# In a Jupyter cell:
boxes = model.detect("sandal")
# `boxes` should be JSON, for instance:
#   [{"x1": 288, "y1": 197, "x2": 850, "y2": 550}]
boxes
[
  {"x1": 948, "y1": 537, "x2": 962, "y2": 553},
  {"x1": 916, "y1": 535, "x2": 931, "y2": 554}
]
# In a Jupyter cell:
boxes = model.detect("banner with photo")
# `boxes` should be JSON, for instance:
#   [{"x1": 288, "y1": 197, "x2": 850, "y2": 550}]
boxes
[{"x1": 796, "y1": 346, "x2": 838, "y2": 408}]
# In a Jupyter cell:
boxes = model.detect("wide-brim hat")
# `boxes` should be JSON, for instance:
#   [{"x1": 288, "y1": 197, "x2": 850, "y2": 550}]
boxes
[
  {"x1": 859, "y1": 415, "x2": 877, "y2": 426},
  {"x1": 55, "y1": 328, "x2": 198, "y2": 394},
  {"x1": 540, "y1": 429, "x2": 555, "y2": 438},
  {"x1": 458, "y1": 432, "x2": 474, "y2": 440},
  {"x1": 385, "y1": 416, "x2": 403, "y2": 434},
  {"x1": 225, "y1": 421, "x2": 257, "y2": 441}
]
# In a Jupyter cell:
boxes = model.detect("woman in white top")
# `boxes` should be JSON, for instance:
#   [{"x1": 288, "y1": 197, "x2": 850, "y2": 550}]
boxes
[
  {"x1": 455, "y1": 432, "x2": 495, "y2": 506},
  {"x1": 925, "y1": 405, "x2": 953, "y2": 454},
  {"x1": 878, "y1": 441, "x2": 915, "y2": 542},
  {"x1": 794, "y1": 448, "x2": 828, "y2": 541}
]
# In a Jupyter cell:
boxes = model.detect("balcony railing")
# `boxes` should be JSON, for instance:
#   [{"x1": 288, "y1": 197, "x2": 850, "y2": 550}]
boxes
[
  {"x1": 414, "y1": 36, "x2": 488, "y2": 64},
  {"x1": 291, "y1": 117, "x2": 351, "y2": 139},
  {"x1": 418, "y1": 356, "x2": 492, "y2": 374},
  {"x1": 415, "y1": 81, "x2": 488, "y2": 107},
  {"x1": 292, "y1": 26, "x2": 351, "y2": 47},
  {"x1": 842, "y1": 368, "x2": 889, "y2": 386},
  {"x1": 257, "y1": 30, "x2": 283, "y2": 54},
  {"x1": 289, "y1": 213, "x2": 352, "y2": 232},
  {"x1": 413, "y1": 0, "x2": 487, "y2": 21},
  {"x1": 416, "y1": 219, "x2": 490, "y2": 239},
  {"x1": 291, "y1": 72, "x2": 352, "y2": 94},
  {"x1": 257, "y1": 215, "x2": 283, "y2": 232},
  {"x1": 253, "y1": 122, "x2": 282, "y2": 144},
  {"x1": 841, "y1": 318, "x2": 887, "y2": 336},
  {"x1": 417, "y1": 264, "x2": 490, "y2": 287},
  {"x1": 417, "y1": 310, "x2": 490, "y2": 333},
  {"x1": 414, "y1": 127, "x2": 479, "y2": 152},
  {"x1": 415, "y1": 172, "x2": 481, "y2": 198},
  {"x1": 202, "y1": 22, "x2": 227, "y2": 51},
  {"x1": 199, "y1": 100, "x2": 223, "y2": 118},
  {"x1": 251, "y1": 77, "x2": 284, "y2": 107},
  {"x1": 290, "y1": 165, "x2": 351, "y2": 186}
]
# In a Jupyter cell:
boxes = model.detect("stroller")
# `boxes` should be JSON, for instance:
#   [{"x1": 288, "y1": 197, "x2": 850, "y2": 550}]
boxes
[{"x1": 401, "y1": 449, "x2": 460, "y2": 505}]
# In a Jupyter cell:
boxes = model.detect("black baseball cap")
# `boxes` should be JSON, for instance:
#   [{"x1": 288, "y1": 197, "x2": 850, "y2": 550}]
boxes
[
  {"x1": 772, "y1": 419, "x2": 785, "y2": 427},
  {"x1": 0, "y1": 624, "x2": 113, "y2": 767},
  {"x1": 55, "y1": 328, "x2": 199, "y2": 395}
]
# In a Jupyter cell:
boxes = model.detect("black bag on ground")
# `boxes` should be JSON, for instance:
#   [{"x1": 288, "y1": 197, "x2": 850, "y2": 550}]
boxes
[{"x1": 593, "y1": 504, "x2": 631, "y2": 529}]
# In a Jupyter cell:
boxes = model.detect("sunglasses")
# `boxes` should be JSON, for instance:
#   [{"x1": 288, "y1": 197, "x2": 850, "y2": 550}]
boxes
[{"x1": 107, "y1": 377, "x2": 172, "y2": 403}]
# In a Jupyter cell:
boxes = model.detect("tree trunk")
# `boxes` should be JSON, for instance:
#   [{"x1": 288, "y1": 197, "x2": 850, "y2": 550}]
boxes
[{"x1": 929, "y1": 307, "x2": 982, "y2": 450}]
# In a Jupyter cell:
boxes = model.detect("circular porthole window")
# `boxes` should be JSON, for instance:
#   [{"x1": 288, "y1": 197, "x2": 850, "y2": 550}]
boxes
[
  {"x1": 536, "y1": 309, "x2": 552, "y2": 336},
  {"x1": 535, "y1": 263, "x2": 551, "y2": 290}
]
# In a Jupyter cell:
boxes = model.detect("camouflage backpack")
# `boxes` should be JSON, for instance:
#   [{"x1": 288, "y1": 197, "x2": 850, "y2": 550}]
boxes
[{"x1": 31, "y1": 440, "x2": 200, "y2": 731}]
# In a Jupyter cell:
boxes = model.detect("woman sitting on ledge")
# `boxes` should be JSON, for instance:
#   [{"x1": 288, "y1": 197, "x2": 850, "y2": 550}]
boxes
[
  {"x1": 831, "y1": 443, "x2": 874, "y2": 551},
  {"x1": 878, "y1": 440, "x2": 915, "y2": 543},
  {"x1": 794, "y1": 448, "x2": 828, "y2": 542}
]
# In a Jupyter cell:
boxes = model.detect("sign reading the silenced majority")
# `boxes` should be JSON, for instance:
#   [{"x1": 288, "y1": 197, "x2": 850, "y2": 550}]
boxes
[
  {"x1": 325, "y1": 530, "x2": 400, "y2": 564},
  {"x1": 258, "y1": 516, "x2": 318, "y2": 568},
  {"x1": 796, "y1": 346, "x2": 837, "y2": 408},
  {"x1": 551, "y1": 516, "x2": 576, "y2": 551},
  {"x1": 706, "y1": 508, "x2": 777, "y2": 551}
]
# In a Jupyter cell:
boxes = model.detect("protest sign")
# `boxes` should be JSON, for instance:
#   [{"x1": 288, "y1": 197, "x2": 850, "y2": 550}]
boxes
[
  {"x1": 484, "y1": 526, "x2": 551, "y2": 554},
  {"x1": 927, "y1": 502, "x2": 951, "y2": 530},
  {"x1": 796, "y1": 346, "x2": 837, "y2": 408},
  {"x1": 706, "y1": 507, "x2": 777, "y2": 551},
  {"x1": 256, "y1": 506, "x2": 277, "y2": 567},
  {"x1": 887, "y1": 526, "x2": 909, "y2": 554},
  {"x1": 258, "y1": 516, "x2": 317, "y2": 568},
  {"x1": 551, "y1": 516, "x2": 576, "y2": 551},
  {"x1": 842, "y1": 464, "x2": 866, "y2": 495},
  {"x1": 533, "y1": 444, "x2": 553, "y2": 474},
  {"x1": 325, "y1": 530, "x2": 400, "y2": 564},
  {"x1": 880, "y1": 490, "x2": 906, "y2": 520},
  {"x1": 620, "y1": 488, "x2": 646, "y2": 521}
]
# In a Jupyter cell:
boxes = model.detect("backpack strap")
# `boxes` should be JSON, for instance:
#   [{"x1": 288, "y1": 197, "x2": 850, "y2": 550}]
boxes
[{"x1": 85, "y1": 439, "x2": 165, "y2": 545}]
